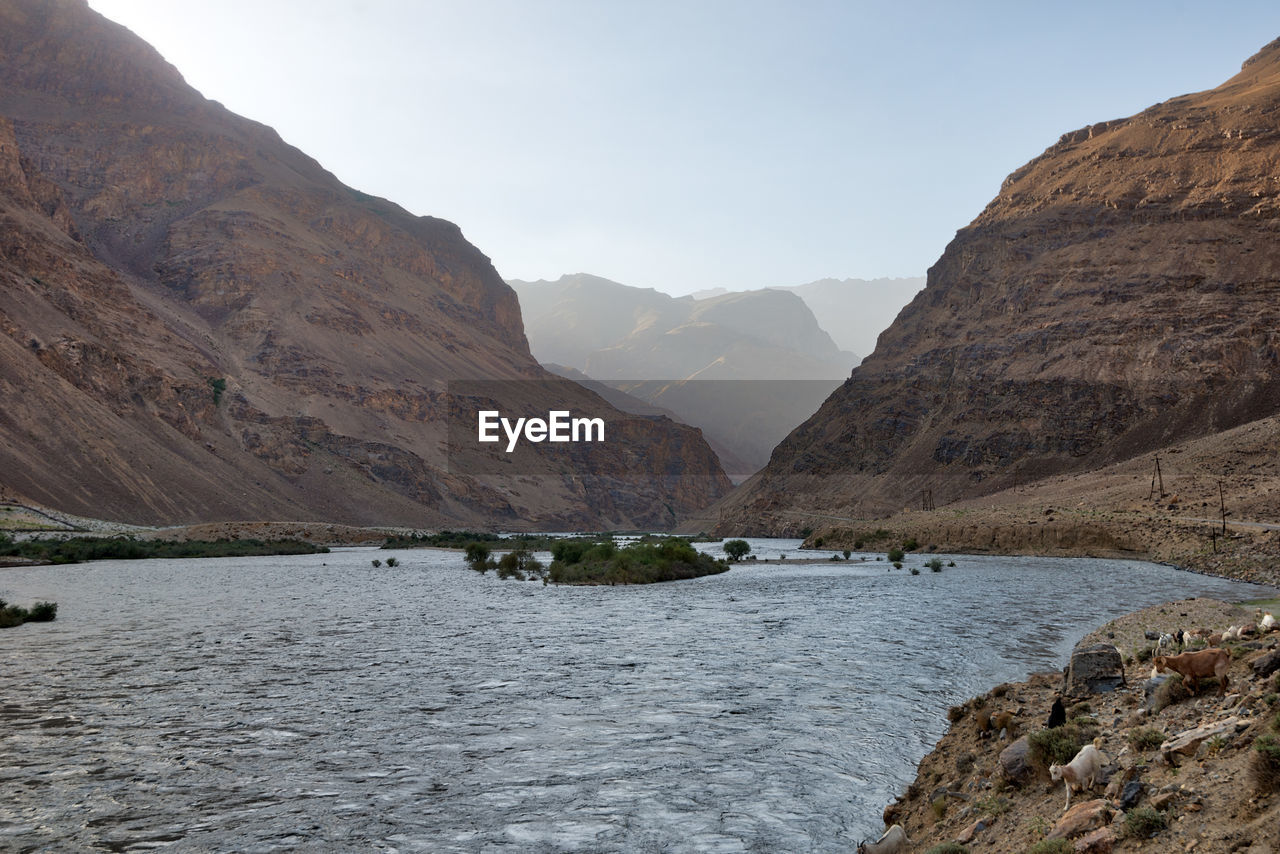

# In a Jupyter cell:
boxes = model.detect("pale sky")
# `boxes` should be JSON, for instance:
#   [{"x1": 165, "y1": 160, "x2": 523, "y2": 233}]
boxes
[{"x1": 87, "y1": 1, "x2": 1280, "y2": 296}]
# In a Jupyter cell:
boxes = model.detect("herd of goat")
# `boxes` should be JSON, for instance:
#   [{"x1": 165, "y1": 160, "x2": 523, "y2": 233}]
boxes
[{"x1": 857, "y1": 610, "x2": 1278, "y2": 854}]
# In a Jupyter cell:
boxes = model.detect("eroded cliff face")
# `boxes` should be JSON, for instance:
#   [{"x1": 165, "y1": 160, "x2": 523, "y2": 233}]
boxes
[
  {"x1": 714, "y1": 38, "x2": 1280, "y2": 532},
  {"x1": 0, "y1": 0, "x2": 729, "y2": 527}
]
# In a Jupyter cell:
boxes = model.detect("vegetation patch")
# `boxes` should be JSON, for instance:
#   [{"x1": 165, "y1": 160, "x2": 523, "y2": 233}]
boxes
[
  {"x1": 0, "y1": 535, "x2": 326, "y2": 565},
  {"x1": 923, "y1": 843, "x2": 968, "y2": 854},
  {"x1": 1028, "y1": 723, "x2": 1089, "y2": 768},
  {"x1": 1128, "y1": 727, "x2": 1165, "y2": 751},
  {"x1": 0, "y1": 598, "x2": 57, "y2": 629},
  {"x1": 547, "y1": 537, "x2": 727, "y2": 585},
  {"x1": 1149, "y1": 673, "x2": 1190, "y2": 712},
  {"x1": 1121, "y1": 806, "x2": 1167, "y2": 839}
]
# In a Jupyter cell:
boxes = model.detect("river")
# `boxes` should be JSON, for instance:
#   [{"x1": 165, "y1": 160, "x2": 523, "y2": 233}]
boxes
[{"x1": 1, "y1": 540, "x2": 1273, "y2": 852}]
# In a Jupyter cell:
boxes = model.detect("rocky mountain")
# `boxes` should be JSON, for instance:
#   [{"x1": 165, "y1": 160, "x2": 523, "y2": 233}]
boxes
[
  {"x1": 711, "y1": 37, "x2": 1280, "y2": 532},
  {"x1": 690, "y1": 277, "x2": 924, "y2": 360},
  {"x1": 0, "y1": 0, "x2": 729, "y2": 529},
  {"x1": 509, "y1": 274, "x2": 858, "y2": 479}
]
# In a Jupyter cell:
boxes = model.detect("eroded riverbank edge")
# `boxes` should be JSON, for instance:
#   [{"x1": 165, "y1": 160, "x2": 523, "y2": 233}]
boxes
[{"x1": 872, "y1": 596, "x2": 1280, "y2": 853}]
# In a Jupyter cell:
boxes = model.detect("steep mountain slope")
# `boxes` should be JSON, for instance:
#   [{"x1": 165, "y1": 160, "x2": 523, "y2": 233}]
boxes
[
  {"x1": 510, "y1": 274, "x2": 857, "y2": 478},
  {"x1": 0, "y1": 0, "x2": 728, "y2": 529},
  {"x1": 713, "y1": 37, "x2": 1280, "y2": 530}
]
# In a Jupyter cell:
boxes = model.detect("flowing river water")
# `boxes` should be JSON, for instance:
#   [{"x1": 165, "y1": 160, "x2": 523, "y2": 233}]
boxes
[{"x1": 1, "y1": 539, "x2": 1274, "y2": 852}]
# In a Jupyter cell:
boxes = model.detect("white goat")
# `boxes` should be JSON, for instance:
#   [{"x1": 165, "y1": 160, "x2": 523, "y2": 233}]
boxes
[
  {"x1": 857, "y1": 823, "x2": 910, "y2": 854},
  {"x1": 1262, "y1": 612, "x2": 1277, "y2": 633},
  {"x1": 1048, "y1": 742, "x2": 1108, "y2": 813}
]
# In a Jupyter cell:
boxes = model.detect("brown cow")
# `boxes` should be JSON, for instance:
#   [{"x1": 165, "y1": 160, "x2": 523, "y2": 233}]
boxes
[{"x1": 1154, "y1": 648, "x2": 1231, "y2": 696}]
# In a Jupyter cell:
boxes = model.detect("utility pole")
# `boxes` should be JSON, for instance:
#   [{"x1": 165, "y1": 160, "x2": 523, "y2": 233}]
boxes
[
  {"x1": 1149, "y1": 455, "x2": 1165, "y2": 500},
  {"x1": 1219, "y1": 479, "x2": 1227, "y2": 535}
]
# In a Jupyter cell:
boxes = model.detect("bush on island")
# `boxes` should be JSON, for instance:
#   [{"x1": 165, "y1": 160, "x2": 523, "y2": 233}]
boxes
[
  {"x1": 0, "y1": 599, "x2": 57, "y2": 628},
  {"x1": 548, "y1": 537, "x2": 727, "y2": 585},
  {"x1": 464, "y1": 542, "x2": 491, "y2": 572},
  {"x1": 495, "y1": 548, "x2": 543, "y2": 581},
  {"x1": 723, "y1": 539, "x2": 751, "y2": 561}
]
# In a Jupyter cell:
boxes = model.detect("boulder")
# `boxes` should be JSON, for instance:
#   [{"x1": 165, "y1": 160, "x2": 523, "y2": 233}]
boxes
[
  {"x1": 1074, "y1": 825, "x2": 1117, "y2": 853},
  {"x1": 1048, "y1": 799, "x2": 1113, "y2": 840},
  {"x1": 998, "y1": 736, "x2": 1034, "y2": 786},
  {"x1": 1065, "y1": 644, "x2": 1126, "y2": 696},
  {"x1": 1159, "y1": 717, "x2": 1244, "y2": 764},
  {"x1": 956, "y1": 818, "x2": 988, "y2": 844},
  {"x1": 1120, "y1": 779, "x2": 1145, "y2": 810},
  {"x1": 1252, "y1": 649, "x2": 1280, "y2": 678}
]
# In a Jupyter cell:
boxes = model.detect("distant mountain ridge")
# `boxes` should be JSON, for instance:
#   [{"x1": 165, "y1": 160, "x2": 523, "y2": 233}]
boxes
[
  {"x1": 708, "y1": 37, "x2": 1280, "y2": 532},
  {"x1": 0, "y1": 0, "x2": 729, "y2": 529},
  {"x1": 509, "y1": 273, "x2": 857, "y2": 478},
  {"x1": 691, "y1": 276, "x2": 925, "y2": 359}
]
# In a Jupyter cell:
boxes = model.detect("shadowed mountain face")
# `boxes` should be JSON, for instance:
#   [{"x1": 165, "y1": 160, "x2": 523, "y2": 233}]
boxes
[
  {"x1": 712, "y1": 38, "x2": 1280, "y2": 532},
  {"x1": 510, "y1": 274, "x2": 858, "y2": 479},
  {"x1": 0, "y1": 0, "x2": 729, "y2": 529}
]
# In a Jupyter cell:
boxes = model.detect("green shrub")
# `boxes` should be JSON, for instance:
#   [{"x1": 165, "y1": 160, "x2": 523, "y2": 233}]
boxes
[
  {"x1": 908, "y1": 566, "x2": 919, "y2": 574},
  {"x1": 464, "y1": 542, "x2": 490, "y2": 572},
  {"x1": 887, "y1": 547, "x2": 905, "y2": 563},
  {"x1": 495, "y1": 548, "x2": 543, "y2": 580},
  {"x1": 547, "y1": 537, "x2": 725, "y2": 585},
  {"x1": 903, "y1": 538, "x2": 919, "y2": 551},
  {"x1": 1128, "y1": 727, "x2": 1165, "y2": 751},
  {"x1": 1150, "y1": 673, "x2": 1189, "y2": 712},
  {"x1": 923, "y1": 844, "x2": 968, "y2": 854},
  {"x1": 385, "y1": 557, "x2": 399, "y2": 567},
  {"x1": 926, "y1": 557, "x2": 944, "y2": 572},
  {"x1": 723, "y1": 539, "x2": 751, "y2": 561},
  {"x1": 1121, "y1": 806, "x2": 1167, "y2": 839},
  {"x1": 371, "y1": 559, "x2": 381, "y2": 567},
  {"x1": 0, "y1": 604, "x2": 26, "y2": 628},
  {"x1": 0, "y1": 600, "x2": 57, "y2": 628},
  {"x1": 842, "y1": 549, "x2": 852, "y2": 559},
  {"x1": 26, "y1": 601, "x2": 56, "y2": 622},
  {"x1": 1028, "y1": 724, "x2": 1087, "y2": 768},
  {"x1": 975, "y1": 794, "x2": 1009, "y2": 817}
]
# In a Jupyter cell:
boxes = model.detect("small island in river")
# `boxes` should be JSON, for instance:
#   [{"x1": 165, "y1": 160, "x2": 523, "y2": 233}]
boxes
[{"x1": 459, "y1": 535, "x2": 729, "y2": 585}]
